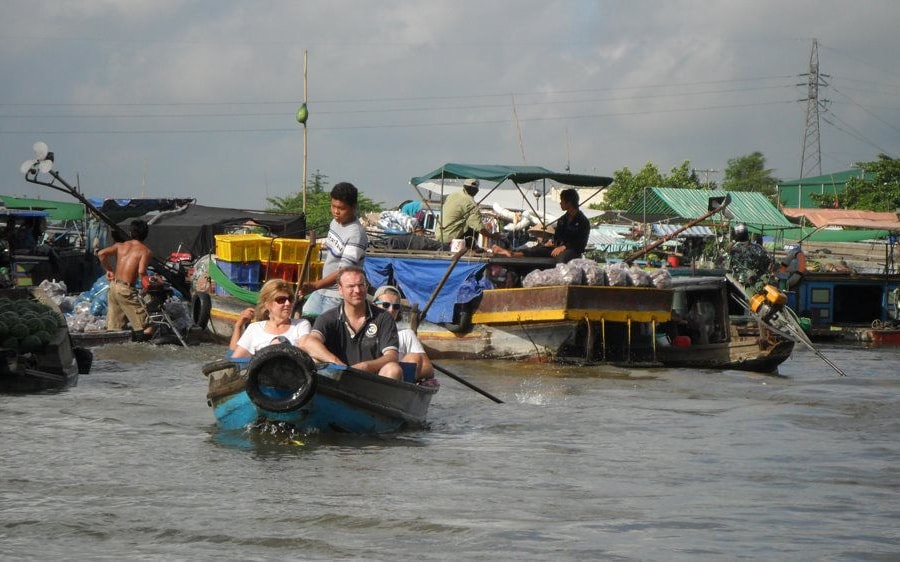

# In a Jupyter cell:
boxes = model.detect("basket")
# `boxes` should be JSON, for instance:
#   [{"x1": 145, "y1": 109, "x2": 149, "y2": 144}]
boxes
[
  {"x1": 215, "y1": 259, "x2": 261, "y2": 285},
  {"x1": 270, "y1": 238, "x2": 312, "y2": 264},
  {"x1": 214, "y1": 234, "x2": 272, "y2": 262}
]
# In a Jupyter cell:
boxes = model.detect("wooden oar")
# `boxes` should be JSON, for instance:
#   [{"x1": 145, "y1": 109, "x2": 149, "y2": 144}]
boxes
[{"x1": 433, "y1": 362, "x2": 504, "y2": 404}]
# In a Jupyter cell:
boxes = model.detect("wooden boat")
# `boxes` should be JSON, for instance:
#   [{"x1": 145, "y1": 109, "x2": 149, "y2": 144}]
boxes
[
  {"x1": 0, "y1": 287, "x2": 92, "y2": 392},
  {"x1": 869, "y1": 328, "x2": 900, "y2": 345},
  {"x1": 202, "y1": 344, "x2": 439, "y2": 434},
  {"x1": 786, "y1": 270, "x2": 900, "y2": 341},
  {"x1": 655, "y1": 275, "x2": 795, "y2": 372}
]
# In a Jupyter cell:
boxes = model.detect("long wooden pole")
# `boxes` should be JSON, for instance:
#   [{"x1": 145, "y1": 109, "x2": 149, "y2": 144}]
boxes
[{"x1": 302, "y1": 49, "x2": 308, "y2": 213}]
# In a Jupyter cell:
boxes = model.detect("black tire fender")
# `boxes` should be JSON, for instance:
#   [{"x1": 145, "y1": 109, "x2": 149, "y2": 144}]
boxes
[
  {"x1": 245, "y1": 344, "x2": 318, "y2": 413},
  {"x1": 191, "y1": 292, "x2": 212, "y2": 330},
  {"x1": 202, "y1": 358, "x2": 239, "y2": 376}
]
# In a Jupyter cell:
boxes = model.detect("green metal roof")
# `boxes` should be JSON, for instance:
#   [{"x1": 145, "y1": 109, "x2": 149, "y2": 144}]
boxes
[
  {"x1": 776, "y1": 169, "x2": 872, "y2": 209},
  {"x1": 410, "y1": 163, "x2": 613, "y2": 188},
  {"x1": 0, "y1": 195, "x2": 85, "y2": 221},
  {"x1": 778, "y1": 226, "x2": 890, "y2": 243},
  {"x1": 626, "y1": 188, "x2": 793, "y2": 228}
]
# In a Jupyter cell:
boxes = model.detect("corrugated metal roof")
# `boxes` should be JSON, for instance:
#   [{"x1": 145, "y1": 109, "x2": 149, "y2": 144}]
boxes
[
  {"x1": 589, "y1": 225, "x2": 642, "y2": 252},
  {"x1": 782, "y1": 208, "x2": 900, "y2": 230},
  {"x1": 652, "y1": 224, "x2": 715, "y2": 237},
  {"x1": 626, "y1": 188, "x2": 792, "y2": 228}
]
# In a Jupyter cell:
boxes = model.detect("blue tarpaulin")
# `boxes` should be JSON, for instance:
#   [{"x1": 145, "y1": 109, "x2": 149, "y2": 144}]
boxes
[{"x1": 364, "y1": 257, "x2": 487, "y2": 323}]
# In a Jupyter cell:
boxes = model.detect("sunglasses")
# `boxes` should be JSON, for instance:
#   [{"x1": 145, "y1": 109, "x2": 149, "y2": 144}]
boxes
[
  {"x1": 375, "y1": 300, "x2": 401, "y2": 311},
  {"x1": 272, "y1": 295, "x2": 294, "y2": 304}
]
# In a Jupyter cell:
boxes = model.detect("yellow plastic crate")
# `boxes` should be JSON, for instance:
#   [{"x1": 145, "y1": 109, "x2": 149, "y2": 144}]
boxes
[
  {"x1": 308, "y1": 261, "x2": 324, "y2": 282},
  {"x1": 270, "y1": 238, "x2": 312, "y2": 264},
  {"x1": 214, "y1": 234, "x2": 272, "y2": 262}
]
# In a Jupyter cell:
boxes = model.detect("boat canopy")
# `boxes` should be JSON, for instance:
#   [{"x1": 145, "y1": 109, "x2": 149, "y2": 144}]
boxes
[
  {"x1": 410, "y1": 163, "x2": 613, "y2": 189},
  {"x1": 120, "y1": 204, "x2": 306, "y2": 260},
  {"x1": 1, "y1": 195, "x2": 83, "y2": 221}
]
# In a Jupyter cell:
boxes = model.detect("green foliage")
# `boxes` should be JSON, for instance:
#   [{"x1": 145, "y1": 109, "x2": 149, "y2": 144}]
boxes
[
  {"x1": 832, "y1": 154, "x2": 900, "y2": 211},
  {"x1": 721, "y1": 152, "x2": 776, "y2": 196},
  {"x1": 266, "y1": 170, "x2": 386, "y2": 235},
  {"x1": 596, "y1": 161, "x2": 702, "y2": 211}
]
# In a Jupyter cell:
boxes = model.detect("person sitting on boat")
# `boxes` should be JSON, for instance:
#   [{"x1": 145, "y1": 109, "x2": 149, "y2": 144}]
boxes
[
  {"x1": 299, "y1": 182, "x2": 368, "y2": 318},
  {"x1": 490, "y1": 189, "x2": 589, "y2": 263},
  {"x1": 372, "y1": 284, "x2": 434, "y2": 381},
  {"x1": 434, "y1": 178, "x2": 502, "y2": 252},
  {"x1": 727, "y1": 222, "x2": 773, "y2": 293},
  {"x1": 300, "y1": 266, "x2": 404, "y2": 380},
  {"x1": 776, "y1": 244, "x2": 807, "y2": 290},
  {"x1": 97, "y1": 219, "x2": 156, "y2": 341},
  {"x1": 229, "y1": 279, "x2": 311, "y2": 358}
]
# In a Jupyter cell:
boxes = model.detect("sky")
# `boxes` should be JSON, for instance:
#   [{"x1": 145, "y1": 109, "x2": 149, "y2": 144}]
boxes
[{"x1": 1, "y1": 0, "x2": 898, "y2": 214}]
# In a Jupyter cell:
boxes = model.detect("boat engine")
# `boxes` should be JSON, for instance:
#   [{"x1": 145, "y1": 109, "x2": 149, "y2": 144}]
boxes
[{"x1": 749, "y1": 284, "x2": 787, "y2": 322}]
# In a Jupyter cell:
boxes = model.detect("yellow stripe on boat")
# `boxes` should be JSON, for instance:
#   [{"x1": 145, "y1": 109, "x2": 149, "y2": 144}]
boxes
[{"x1": 471, "y1": 286, "x2": 672, "y2": 325}]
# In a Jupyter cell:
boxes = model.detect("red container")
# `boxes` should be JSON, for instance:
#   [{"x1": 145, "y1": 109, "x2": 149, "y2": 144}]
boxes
[
  {"x1": 263, "y1": 261, "x2": 299, "y2": 283},
  {"x1": 667, "y1": 255, "x2": 680, "y2": 267},
  {"x1": 672, "y1": 335, "x2": 692, "y2": 347}
]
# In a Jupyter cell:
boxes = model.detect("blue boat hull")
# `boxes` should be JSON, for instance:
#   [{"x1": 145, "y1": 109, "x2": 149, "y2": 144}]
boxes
[{"x1": 207, "y1": 363, "x2": 438, "y2": 434}]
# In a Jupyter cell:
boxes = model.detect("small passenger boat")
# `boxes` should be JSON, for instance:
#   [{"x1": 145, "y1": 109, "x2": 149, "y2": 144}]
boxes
[{"x1": 202, "y1": 344, "x2": 439, "y2": 434}]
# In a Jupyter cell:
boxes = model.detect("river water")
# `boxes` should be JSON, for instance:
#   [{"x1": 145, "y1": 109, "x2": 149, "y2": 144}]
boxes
[{"x1": 2, "y1": 341, "x2": 898, "y2": 561}]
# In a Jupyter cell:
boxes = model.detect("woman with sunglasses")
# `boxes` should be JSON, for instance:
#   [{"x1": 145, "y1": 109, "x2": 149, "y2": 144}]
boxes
[
  {"x1": 230, "y1": 279, "x2": 311, "y2": 358},
  {"x1": 372, "y1": 285, "x2": 434, "y2": 381}
]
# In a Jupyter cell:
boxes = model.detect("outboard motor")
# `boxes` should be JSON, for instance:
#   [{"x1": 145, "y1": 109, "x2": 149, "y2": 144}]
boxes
[{"x1": 749, "y1": 284, "x2": 787, "y2": 323}]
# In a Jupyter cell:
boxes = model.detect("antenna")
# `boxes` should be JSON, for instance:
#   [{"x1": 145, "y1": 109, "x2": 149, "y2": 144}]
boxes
[
  {"x1": 565, "y1": 128, "x2": 571, "y2": 172},
  {"x1": 511, "y1": 94, "x2": 527, "y2": 164}
]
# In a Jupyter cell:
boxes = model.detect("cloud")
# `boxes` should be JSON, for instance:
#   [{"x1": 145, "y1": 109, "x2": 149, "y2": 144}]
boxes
[{"x1": 1, "y1": 0, "x2": 897, "y2": 211}]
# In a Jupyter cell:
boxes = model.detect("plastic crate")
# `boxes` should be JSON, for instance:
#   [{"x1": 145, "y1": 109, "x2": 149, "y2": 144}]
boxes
[
  {"x1": 270, "y1": 238, "x2": 312, "y2": 264},
  {"x1": 214, "y1": 234, "x2": 272, "y2": 262},
  {"x1": 308, "y1": 261, "x2": 324, "y2": 282},
  {"x1": 215, "y1": 259, "x2": 261, "y2": 285},
  {"x1": 262, "y1": 261, "x2": 299, "y2": 283}
]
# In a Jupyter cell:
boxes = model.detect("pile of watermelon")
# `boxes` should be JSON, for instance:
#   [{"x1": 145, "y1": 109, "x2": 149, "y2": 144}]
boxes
[{"x1": 0, "y1": 297, "x2": 66, "y2": 354}]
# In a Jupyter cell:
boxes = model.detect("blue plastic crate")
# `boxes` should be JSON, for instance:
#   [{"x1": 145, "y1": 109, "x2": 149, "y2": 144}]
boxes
[{"x1": 215, "y1": 259, "x2": 261, "y2": 285}]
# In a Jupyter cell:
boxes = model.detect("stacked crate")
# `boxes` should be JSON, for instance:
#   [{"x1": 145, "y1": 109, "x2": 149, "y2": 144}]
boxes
[
  {"x1": 262, "y1": 238, "x2": 324, "y2": 284},
  {"x1": 213, "y1": 234, "x2": 270, "y2": 296}
]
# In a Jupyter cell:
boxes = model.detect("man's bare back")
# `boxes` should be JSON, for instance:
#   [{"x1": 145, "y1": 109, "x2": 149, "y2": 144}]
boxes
[{"x1": 99, "y1": 240, "x2": 151, "y2": 284}]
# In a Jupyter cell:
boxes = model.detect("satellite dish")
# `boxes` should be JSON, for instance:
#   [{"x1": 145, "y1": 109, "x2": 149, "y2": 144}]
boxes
[
  {"x1": 38, "y1": 159, "x2": 54, "y2": 173},
  {"x1": 20, "y1": 159, "x2": 37, "y2": 175},
  {"x1": 33, "y1": 141, "x2": 49, "y2": 160}
]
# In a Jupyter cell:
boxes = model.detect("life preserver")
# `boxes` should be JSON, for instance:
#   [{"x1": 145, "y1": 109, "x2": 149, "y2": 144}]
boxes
[
  {"x1": 191, "y1": 292, "x2": 211, "y2": 329},
  {"x1": 245, "y1": 344, "x2": 318, "y2": 413}
]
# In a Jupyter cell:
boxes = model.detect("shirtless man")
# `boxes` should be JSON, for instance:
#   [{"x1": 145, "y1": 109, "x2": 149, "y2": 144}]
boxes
[{"x1": 97, "y1": 219, "x2": 155, "y2": 338}]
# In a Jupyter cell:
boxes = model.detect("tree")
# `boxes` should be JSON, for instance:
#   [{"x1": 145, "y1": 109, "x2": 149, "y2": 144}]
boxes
[
  {"x1": 266, "y1": 170, "x2": 385, "y2": 234},
  {"x1": 834, "y1": 154, "x2": 900, "y2": 211},
  {"x1": 721, "y1": 152, "x2": 776, "y2": 196},
  {"x1": 597, "y1": 161, "x2": 702, "y2": 211}
]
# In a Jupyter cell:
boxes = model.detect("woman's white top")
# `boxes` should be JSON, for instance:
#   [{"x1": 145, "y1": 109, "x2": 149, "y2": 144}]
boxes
[
  {"x1": 398, "y1": 328, "x2": 425, "y2": 356},
  {"x1": 236, "y1": 318, "x2": 311, "y2": 355}
]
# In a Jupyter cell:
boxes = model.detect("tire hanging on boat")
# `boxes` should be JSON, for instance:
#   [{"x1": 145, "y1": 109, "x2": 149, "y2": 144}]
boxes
[
  {"x1": 245, "y1": 343, "x2": 317, "y2": 413},
  {"x1": 191, "y1": 292, "x2": 211, "y2": 330}
]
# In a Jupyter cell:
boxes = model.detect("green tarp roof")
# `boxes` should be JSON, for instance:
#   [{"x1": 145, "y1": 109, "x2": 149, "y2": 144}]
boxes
[
  {"x1": 410, "y1": 163, "x2": 613, "y2": 188},
  {"x1": 778, "y1": 227, "x2": 890, "y2": 243},
  {"x1": 776, "y1": 169, "x2": 872, "y2": 209},
  {"x1": 0, "y1": 195, "x2": 84, "y2": 221},
  {"x1": 627, "y1": 188, "x2": 793, "y2": 228}
]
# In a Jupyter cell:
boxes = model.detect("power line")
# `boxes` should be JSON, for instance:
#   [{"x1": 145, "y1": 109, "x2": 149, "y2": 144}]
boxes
[{"x1": 0, "y1": 99, "x2": 796, "y2": 135}]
